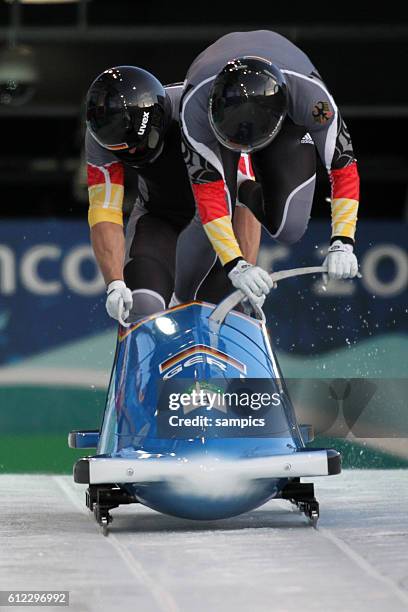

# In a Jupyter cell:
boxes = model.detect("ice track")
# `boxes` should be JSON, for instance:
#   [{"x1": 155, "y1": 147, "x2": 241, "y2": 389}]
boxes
[{"x1": 0, "y1": 471, "x2": 407, "y2": 612}]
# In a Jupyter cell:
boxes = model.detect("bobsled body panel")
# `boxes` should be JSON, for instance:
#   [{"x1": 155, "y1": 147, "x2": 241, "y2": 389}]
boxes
[{"x1": 97, "y1": 302, "x2": 305, "y2": 519}]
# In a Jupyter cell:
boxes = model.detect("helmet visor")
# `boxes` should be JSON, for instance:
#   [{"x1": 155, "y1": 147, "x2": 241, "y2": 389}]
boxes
[{"x1": 209, "y1": 57, "x2": 288, "y2": 153}]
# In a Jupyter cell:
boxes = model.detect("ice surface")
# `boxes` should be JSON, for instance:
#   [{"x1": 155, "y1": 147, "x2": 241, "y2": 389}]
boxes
[{"x1": 0, "y1": 471, "x2": 407, "y2": 612}]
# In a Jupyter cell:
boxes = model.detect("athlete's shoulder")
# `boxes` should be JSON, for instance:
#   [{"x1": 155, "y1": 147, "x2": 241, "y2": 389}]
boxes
[{"x1": 283, "y1": 71, "x2": 337, "y2": 131}]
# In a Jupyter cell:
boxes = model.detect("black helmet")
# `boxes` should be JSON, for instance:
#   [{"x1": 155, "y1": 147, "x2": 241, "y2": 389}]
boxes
[
  {"x1": 86, "y1": 66, "x2": 171, "y2": 165},
  {"x1": 209, "y1": 57, "x2": 288, "y2": 153}
]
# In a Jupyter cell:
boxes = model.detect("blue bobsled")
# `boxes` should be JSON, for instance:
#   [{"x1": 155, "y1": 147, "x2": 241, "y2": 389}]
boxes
[{"x1": 70, "y1": 267, "x2": 341, "y2": 533}]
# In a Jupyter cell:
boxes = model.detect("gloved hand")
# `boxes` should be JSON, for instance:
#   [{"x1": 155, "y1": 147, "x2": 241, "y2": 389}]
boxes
[
  {"x1": 322, "y1": 240, "x2": 359, "y2": 283},
  {"x1": 106, "y1": 280, "x2": 133, "y2": 324},
  {"x1": 228, "y1": 260, "x2": 274, "y2": 307}
]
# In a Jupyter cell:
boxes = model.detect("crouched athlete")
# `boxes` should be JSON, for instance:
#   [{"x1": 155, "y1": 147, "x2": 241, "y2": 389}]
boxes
[
  {"x1": 85, "y1": 66, "x2": 260, "y2": 323},
  {"x1": 176, "y1": 30, "x2": 360, "y2": 307}
]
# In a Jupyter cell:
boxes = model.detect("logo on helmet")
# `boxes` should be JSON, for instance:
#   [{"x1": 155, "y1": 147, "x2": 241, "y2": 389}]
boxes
[{"x1": 138, "y1": 111, "x2": 150, "y2": 135}]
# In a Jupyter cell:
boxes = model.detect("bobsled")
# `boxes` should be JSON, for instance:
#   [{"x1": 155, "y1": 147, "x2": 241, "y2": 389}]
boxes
[{"x1": 69, "y1": 266, "x2": 341, "y2": 534}]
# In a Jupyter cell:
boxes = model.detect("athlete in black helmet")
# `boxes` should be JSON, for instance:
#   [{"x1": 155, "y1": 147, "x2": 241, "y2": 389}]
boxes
[
  {"x1": 175, "y1": 31, "x2": 360, "y2": 308},
  {"x1": 85, "y1": 65, "x2": 260, "y2": 323},
  {"x1": 86, "y1": 66, "x2": 171, "y2": 166}
]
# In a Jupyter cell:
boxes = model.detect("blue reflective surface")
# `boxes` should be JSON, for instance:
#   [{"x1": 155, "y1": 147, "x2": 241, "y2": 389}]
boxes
[{"x1": 97, "y1": 303, "x2": 306, "y2": 519}]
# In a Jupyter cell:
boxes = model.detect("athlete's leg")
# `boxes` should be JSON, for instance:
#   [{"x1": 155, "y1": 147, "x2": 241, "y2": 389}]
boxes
[
  {"x1": 250, "y1": 119, "x2": 317, "y2": 244},
  {"x1": 124, "y1": 208, "x2": 179, "y2": 318},
  {"x1": 173, "y1": 213, "x2": 218, "y2": 304}
]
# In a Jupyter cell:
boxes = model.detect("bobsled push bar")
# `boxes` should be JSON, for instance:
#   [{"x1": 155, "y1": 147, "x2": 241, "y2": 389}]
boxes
[
  {"x1": 74, "y1": 449, "x2": 341, "y2": 485},
  {"x1": 210, "y1": 266, "x2": 327, "y2": 326}
]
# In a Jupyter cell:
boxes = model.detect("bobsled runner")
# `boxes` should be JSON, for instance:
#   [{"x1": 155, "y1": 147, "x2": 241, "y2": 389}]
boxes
[{"x1": 69, "y1": 266, "x2": 341, "y2": 535}]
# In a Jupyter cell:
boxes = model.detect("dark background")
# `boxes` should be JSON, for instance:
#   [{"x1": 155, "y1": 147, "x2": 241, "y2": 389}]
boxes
[{"x1": 0, "y1": 1, "x2": 407, "y2": 221}]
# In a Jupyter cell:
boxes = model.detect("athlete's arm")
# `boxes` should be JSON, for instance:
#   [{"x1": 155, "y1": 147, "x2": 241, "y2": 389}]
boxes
[
  {"x1": 180, "y1": 132, "x2": 264, "y2": 272},
  {"x1": 315, "y1": 114, "x2": 359, "y2": 245},
  {"x1": 90, "y1": 222, "x2": 125, "y2": 284},
  {"x1": 86, "y1": 128, "x2": 127, "y2": 284},
  {"x1": 188, "y1": 164, "x2": 243, "y2": 269},
  {"x1": 233, "y1": 207, "x2": 261, "y2": 265},
  {"x1": 300, "y1": 78, "x2": 360, "y2": 279},
  {"x1": 327, "y1": 117, "x2": 360, "y2": 245},
  {"x1": 302, "y1": 83, "x2": 360, "y2": 244},
  {"x1": 85, "y1": 129, "x2": 134, "y2": 321},
  {"x1": 87, "y1": 160, "x2": 132, "y2": 318},
  {"x1": 181, "y1": 87, "x2": 271, "y2": 304},
  {"x1": 87, "y1": 159, "x2": 125, "y2": 284},
  {"x1": 180, "y1": 85, "x2": 244, "y2": 270},
  {"x1": 181, "y1": 133, "x2": 269, "y2": 303}
]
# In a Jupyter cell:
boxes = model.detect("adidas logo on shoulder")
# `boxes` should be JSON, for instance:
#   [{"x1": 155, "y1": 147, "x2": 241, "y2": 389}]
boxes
[{"x1": 301, "y1": 133, "x2": 314, "y2": 145}]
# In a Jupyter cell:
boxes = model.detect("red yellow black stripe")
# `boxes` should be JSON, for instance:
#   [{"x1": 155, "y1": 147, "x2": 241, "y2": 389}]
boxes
[{"x1": 159, "y1": 344, "x2": 247, "y2": 375}]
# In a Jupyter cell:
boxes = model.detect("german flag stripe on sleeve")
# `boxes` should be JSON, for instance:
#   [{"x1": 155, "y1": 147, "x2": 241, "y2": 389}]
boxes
[
  {"x1": 87, "y1": 162, "x2": 125, "y2": 227},
  {"x1": 192, "y1": 181, "x2": 230, "y2": 223},
  {"x1": 203, "y1": 216, "x2": 243, "y2": 266},
  {"x1": 192, "y1": 181, "x2": 243, "y2": 265},
  {"x1": 331, "y1": 198, "x2": 359, "y2": 239},
  {"x1": 329, "y1": 161, "x2": 360, "y2": 240},
  {"x1": 329, "y1": 161, "x2": 359, "y2": 200},
  {"x1": 87, "y1": 161, "x2": 124, "y2": 187}
]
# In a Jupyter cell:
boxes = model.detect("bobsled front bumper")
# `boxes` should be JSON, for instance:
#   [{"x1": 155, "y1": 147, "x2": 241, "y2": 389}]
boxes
[{"x1": 74, "y1": 449, "x2": 341, "y2": 485}]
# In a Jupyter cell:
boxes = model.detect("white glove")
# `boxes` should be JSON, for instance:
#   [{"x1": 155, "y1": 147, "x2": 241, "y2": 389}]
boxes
[
  {"x1": 228, "y1": 260, "x2": 274, "y2": 307},
  {"x1": 322, "y1": 240, "x2": 359, "y2": 283},
  {"x1": 106, "y1": 280, "x2": 133, "y2": 324}
]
